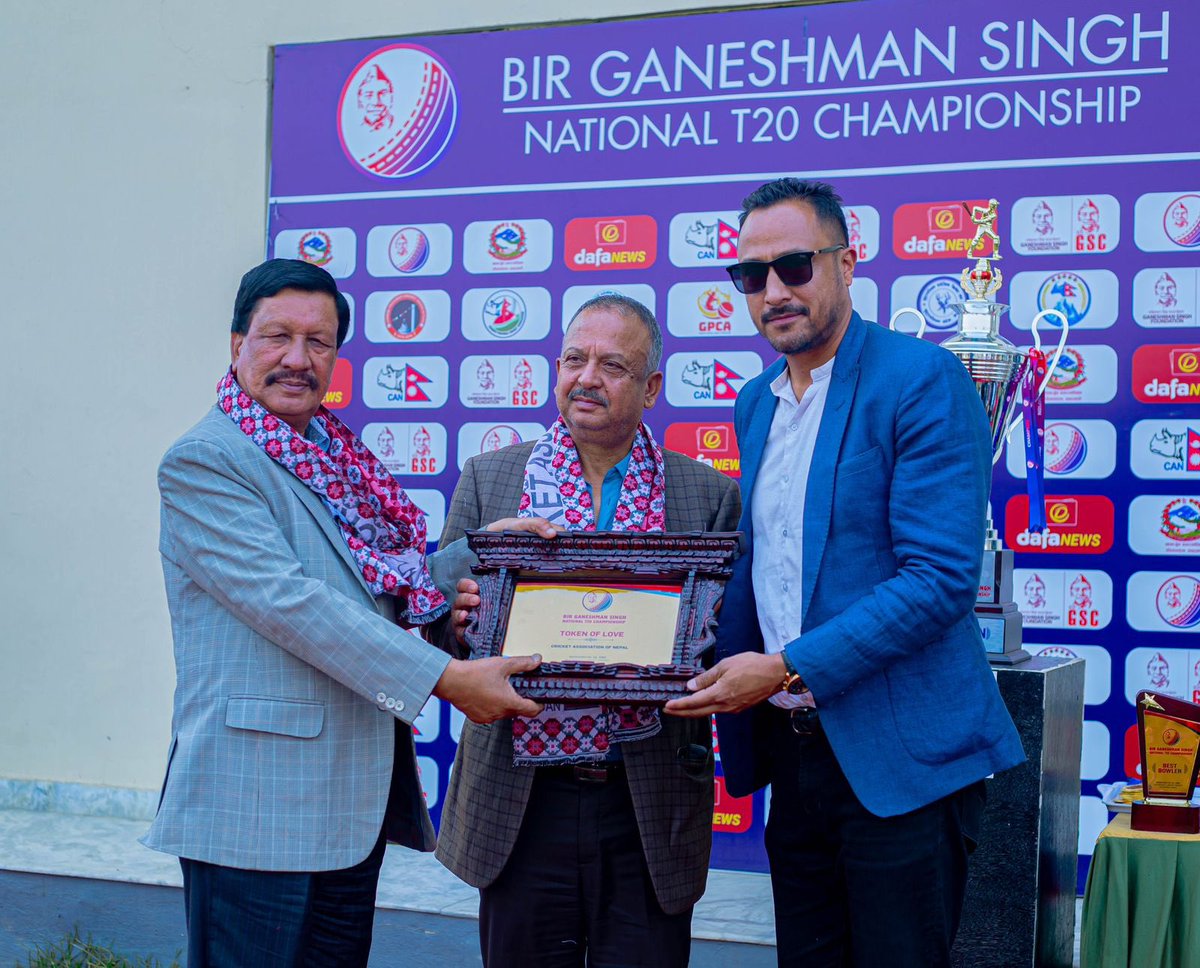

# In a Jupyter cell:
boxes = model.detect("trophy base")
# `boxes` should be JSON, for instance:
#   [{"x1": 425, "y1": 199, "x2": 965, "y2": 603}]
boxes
[
  {"x1": 976, "y1": 602, "x2": 1029, "y2": 663},
  {"x1": 1131, "y1": 800, "x2": 1200, "y2": 835}
]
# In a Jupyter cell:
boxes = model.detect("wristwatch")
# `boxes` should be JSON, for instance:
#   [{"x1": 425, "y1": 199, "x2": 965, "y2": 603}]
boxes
[{"x1": 779, "y1": 651, "x2": 807, "y2": 696}]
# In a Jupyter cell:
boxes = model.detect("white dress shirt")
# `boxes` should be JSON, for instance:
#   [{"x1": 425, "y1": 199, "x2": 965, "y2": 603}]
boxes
[{"x1": 750, "y1": 357, "x2": 836, "y2": 708}]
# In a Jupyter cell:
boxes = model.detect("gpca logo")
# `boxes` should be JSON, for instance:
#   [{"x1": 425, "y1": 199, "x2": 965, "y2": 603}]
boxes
[
  {"x1": 1133, "y1": 345, "x2": 1200, "y2": 402},
  {"x1": 664, "y1": 422, "x2": 740, "y2": 478},
  {"x1": 665, "y1": 353, "x2": 762, "y2": 408},
  {"x1": 565, "y1": 215, "x2": 657, "y2": 271},
  {"x1": 1004, "y1": 495, "x2": 1113, "y2": 553},
  {"x1": 666, "y1": 283, "x2": 755, "y2": 337},
  {"x1": 1126, "y1": 573, "x2": 1200, "y2": 633},
  {"x1": 1133, "y1": 268, "x2": 1199, "y2": 328},
  {"x1": 361, "y1": 422, "x2": 447, "y2": 476},
  {"x1": 1131, "y1": 421, "x2": 1200, "y2": 478},
  {"x1": 668, "y1": 211, "x2": 740, "y2": 267},
  {"x1": 362, "y1": 356, "x2": 449, "y2": 409},
  {"x1": 337, "y1": 45, "x2": 457, "y2": 179},
  {"x1": 893, "y1": 199, "x2": 990, "y2": 259}
]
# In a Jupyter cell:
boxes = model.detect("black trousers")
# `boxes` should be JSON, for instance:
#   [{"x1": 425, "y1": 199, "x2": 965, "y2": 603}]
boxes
[
  {"x1": 180, "y1": 830, "x2": 387, "y2": 968},
  {"x1": 764, "y1": 708, "x2": 985, "y2": 968},
  {"x1": 479, "y1": 765, "x2": 693, "y2": 968}
]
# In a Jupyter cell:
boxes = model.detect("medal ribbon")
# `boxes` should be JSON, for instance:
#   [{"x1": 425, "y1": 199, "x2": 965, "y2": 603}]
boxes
[{"x1": 1022, "y1": 349, "x2": 1048, "y2": 532}]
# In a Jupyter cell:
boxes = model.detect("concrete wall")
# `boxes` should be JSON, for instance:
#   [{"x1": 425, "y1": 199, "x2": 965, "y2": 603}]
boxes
[{"x1": 0, "y1": 1, "x2": 786, "y2": 795}]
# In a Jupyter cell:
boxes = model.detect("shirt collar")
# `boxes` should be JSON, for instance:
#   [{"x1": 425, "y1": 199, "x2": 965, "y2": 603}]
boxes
[{"x1": 769, "y1": 355, "x2": 837, "y2": 403}]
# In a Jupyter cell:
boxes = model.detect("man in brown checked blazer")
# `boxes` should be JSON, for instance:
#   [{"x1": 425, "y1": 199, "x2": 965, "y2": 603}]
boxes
[{"x1": 433, "y1": 294, "x2": 741, "y2": 968}]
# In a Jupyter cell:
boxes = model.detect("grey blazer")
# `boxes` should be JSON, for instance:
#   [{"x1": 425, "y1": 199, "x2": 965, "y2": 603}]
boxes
[
  {"x1": 142, "y1": 406, "x2": 451, "y2": 872},
  {"x1": 433, "y1": 442, "x2": 741, "y2": 915}
]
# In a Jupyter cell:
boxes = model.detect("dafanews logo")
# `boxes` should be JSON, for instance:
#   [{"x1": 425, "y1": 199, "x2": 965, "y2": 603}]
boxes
[
  {"x1": 1004, "y1": 495, "x2": 1114, "y2": 553},
  {"x1": 1133, "y1": 344, "x2": 1200, "y2": 402},
  {"x1": 712, "y1": 776, "x2": 753, "y2": 833},
  {"x1": 565, "y1": 216, "x2": 657, "y2": 271},
  {"x1": 664, "y1": 422, "x2": 740, "y2": 478},
  {"x1": 893, "y1": 199, "x2": 990, "y2": 260},
  {"x1": 322, "y1": 359, "x2": 353, "y2": 410}
]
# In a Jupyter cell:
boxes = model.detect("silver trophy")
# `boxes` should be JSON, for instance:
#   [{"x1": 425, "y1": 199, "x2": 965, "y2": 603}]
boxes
[{"x1": 890, "y1": 200, "x2": 1068, "y2": 665}]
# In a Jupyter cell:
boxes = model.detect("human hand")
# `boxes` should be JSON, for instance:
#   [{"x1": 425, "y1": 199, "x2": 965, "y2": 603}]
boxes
[
  {"x1": 664, "y1": 652, "x2": 787, "y2": 717},
  {"x1": 485, "y1": 516, "x2": 561, "y2": 538},
  {"x1": 452, "y1": 577, "x2": 481, "y2": 646},
  {"x1": 432, "y1": 654, "x2": 544, "y2": 723}
]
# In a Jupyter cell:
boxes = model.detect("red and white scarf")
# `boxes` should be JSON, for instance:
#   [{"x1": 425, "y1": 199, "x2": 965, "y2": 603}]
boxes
[
  {"x1": 512, "y1": 417, "x2": 666, "y2": 765},
  {"x1": 217, "y1": 369, "x2": 446, "y2": 625}
]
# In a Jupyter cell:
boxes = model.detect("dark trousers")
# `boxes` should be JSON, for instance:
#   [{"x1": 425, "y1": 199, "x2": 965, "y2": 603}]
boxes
[
  {"x1": 764, "y1": 708, "x2": 984, "y2": 968},
  {"x1": 479, "y1": 765, "x2": 693, "y2": 968},
  {"x1": 179, "y1": 830, "x2": 387, "y2": 968}
]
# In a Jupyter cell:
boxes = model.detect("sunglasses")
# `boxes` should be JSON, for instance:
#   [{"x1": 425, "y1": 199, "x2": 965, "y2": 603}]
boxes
[{"x1": 725, "y1": 245, "x2": 847, "y2": 295}]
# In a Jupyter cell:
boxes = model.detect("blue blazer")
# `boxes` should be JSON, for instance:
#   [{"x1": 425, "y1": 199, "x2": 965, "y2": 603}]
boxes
[{"x1": 714, "y1": 313, "x2": 1025, "y2": 816}]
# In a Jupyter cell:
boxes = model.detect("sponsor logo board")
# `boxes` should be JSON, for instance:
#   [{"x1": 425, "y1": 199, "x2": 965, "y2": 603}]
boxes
[
  {"x1": 1128, "y1": 495, "x2": 1200, "y2": 555},
  {"x1": 1127, "y1": 572, "x2": 1200, "y2": 633},
  {"x1": 892, "y1": 199, "x2": 992, "y2": 260},
  {"x1": 322, "y1": 358, "x2": 353, "y2": 410},
  {"x1": 712, "y1": 776, "x2": 753, "y2": 833},
  {"x1": 459, "y1": 355, "x2": 549, "y2": 408},
  {"x1": 366, "y1": 223, "x2": 453, "y2": 276},
  {"x1": 1130, "y1": 420, "x2": 1200, "y2": 479},
  {"x1": 561, "y1": 284, "x2": 656, "y2": 331},
  {"x1": 274, "y1": 227, "x2": 357, "y2": 278},
  {"x1": 664, "y1": 352, "x2": 763, "y2": 407},
  {"x1": 844, "y1": 205, "x2": 879, "y2": 263},
  {"x1": 361, "y1": 422, "x2": 447, "y2": 476},
  {"x1": 1132, "y1": 344, "x2": 1200, "y2": 402},
  {"x1": 1133, "y1": 267, "x2": 1199, "y2": 328},
  {"x1": 1134, "y1": 191, "x2": 1200, "y2": 252},
  {"x1": 1014, "y1": 568, "x2": 1112, "y2": 629},
  {"x1": 666, "y1": 282, "x2": 756, "y2": 337},
  {"x1": 460, "y1": 287, "x2": 552, "y2": 342},
  {"x1": 361, "y1": 356, "x2": 449, "y2": 408},
  {"x1": 1004, "y1": 494, "x2": 1114, "y2": 553},
  {"x1": 1009, "y1": 270, "x2": 1118, "y2": 331},
  {"x1": 456, "y1": 423, "x2": 546, "y2": 468},
  {"x1": 463, "y1": 219, "x2": 553, "y2": 274},
  {"x1": 668, "y1": 211, "x2": 740, "y2": 267},
  {"x1": 1123, "y1": 647, "x2": 1200, "y2": 704},
  {"x1": 1005, "y1": 419, "x2": 1116, "y2": 480},
  {"x1": 1011, "y1": 195, "x2": 1119, "y2": 255},
  {"x1": 1029, "y1": 344, "x2": 1117, "y2": 405},
  {"x1": 890, "y1": 274, "x2": 966, "y2": 331},
  {"x1": 663, "y1": 422, "x2": 740, "y2": 478},
  {"x1": 364, "y1": 290, "x2": 451, "y2": 343},
  {"x1": 564, "y1": 215, "x2": 657, "y2": 271}
]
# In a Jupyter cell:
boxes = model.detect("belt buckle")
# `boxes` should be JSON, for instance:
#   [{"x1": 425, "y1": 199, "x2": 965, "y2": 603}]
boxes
[
  {"x1": 789, "y1": 707, "x2": 820, "y2": 736},
  {"x1": 573, "y1": 764, "x2": 611, "y2": 783}
]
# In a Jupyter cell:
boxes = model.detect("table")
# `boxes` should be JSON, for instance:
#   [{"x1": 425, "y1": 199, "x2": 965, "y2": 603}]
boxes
[{"x1": 1080, "y1": 813, "x2": 1200, "y2": 967}]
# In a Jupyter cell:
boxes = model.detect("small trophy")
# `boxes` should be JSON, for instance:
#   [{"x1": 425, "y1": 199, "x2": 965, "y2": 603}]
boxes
[
  {"x1": 1132, "y1": 691, "x2": 1200, "y2": 834},
  {"x1": 890, "y1": 199, "x2": 1068, "y2": 665}
]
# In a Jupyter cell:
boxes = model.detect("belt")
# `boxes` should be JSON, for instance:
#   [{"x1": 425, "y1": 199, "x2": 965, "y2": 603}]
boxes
[
  {"x1": 781, "y1": 705, "x2": 822, "y2": 736},
  {"x1": 540, "y1": 762, "x2": 626, "y2": 784}
]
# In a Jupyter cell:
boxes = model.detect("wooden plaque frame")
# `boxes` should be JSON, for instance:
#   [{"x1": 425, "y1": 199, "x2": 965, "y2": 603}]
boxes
[{"x1": 463, "y1": 530, "x2": 741, "y2": 704}]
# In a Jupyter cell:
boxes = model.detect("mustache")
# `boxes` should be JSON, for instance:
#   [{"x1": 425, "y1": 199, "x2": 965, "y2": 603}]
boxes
[
  {"x1": 761, "y1": 305, "x2": 809, "y2": 326},
  {"x1": 266, "y1": 370, "x2": 318, "y2": 390},
  {"x1": 569, "y1": 388, "x2": 607, "y2": 406}
]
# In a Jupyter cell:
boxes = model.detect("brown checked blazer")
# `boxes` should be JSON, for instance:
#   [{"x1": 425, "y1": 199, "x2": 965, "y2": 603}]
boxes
[{"x1": 433, "y1": 441, "x2": 741, "y2": 915}]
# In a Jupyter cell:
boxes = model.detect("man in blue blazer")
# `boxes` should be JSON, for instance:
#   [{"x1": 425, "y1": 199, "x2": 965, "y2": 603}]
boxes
[
  {"x1": 666, "y1": 180, "x2": 1024, "y2": 967},
  {"x1": 144, "y1": 258, "x2": 542, "y2": 967}
]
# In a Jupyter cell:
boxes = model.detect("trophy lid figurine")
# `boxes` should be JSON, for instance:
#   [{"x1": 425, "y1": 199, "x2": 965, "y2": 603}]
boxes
[
  {"x1": 1132, "y1": 690, "x2": 1200, "y2": 834},
  {"x1": 889, "y1": 199, "x2": 1068, "y2": 664}
]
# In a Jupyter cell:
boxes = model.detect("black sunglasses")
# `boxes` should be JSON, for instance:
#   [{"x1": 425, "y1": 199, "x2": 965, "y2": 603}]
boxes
[{"x1": 726, "y1": 245, "x2": 847, "y2": 295}]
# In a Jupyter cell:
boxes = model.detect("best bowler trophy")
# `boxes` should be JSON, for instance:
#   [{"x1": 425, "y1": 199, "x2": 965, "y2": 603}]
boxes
[{"x1": 891, "y1": 199, "x2": 1068, "y2": 665}]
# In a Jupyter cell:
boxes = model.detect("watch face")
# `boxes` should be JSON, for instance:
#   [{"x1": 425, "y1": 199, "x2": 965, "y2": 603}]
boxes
[{"x1": 786, "y1": 675, "x2": 805, "y2": 695}]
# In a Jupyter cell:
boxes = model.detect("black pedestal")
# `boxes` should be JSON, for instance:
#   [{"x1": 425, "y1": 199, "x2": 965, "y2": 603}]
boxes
[{"x1": 952, "y1": 656, "x2": 1085, "y2": 968}]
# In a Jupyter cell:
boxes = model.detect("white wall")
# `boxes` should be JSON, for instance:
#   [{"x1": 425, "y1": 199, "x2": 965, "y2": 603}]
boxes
[{"x1": 0, "y1": 0, "x2": 786, "y2": 792}]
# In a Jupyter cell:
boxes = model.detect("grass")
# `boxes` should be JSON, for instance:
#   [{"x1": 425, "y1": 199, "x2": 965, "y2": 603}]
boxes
[{"x1": 17, "y1": 929, "x2": 181, "y2": 968}]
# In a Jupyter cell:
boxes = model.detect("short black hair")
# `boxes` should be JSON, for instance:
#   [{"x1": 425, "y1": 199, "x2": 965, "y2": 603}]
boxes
[
  {"x1": 738, "y1": 178, "x2": 850, "y2": 246},
  {"x1": 231, "y1": 258, "x2": 351, "y2": 347},
  {"x1": 566, "y1": 292, "x2": 663, "y2": 376}
]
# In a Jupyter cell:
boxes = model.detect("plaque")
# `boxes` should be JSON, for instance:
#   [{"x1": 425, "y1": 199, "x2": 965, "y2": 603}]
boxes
[
  {"x1": 463, "y1": 530, "x2": 741, "y2": 703},
  {"x1": 1131, "y1": 690, "x2": 1200, "y2": 834}
]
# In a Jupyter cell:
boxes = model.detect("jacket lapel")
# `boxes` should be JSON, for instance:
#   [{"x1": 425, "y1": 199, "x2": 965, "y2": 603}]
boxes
[
  {"x1": 801, "y1": 313, "x2": 866, "y2": 627},
  {"x1": 738, "y1": 357, "x2": 787, "y2": 540}
]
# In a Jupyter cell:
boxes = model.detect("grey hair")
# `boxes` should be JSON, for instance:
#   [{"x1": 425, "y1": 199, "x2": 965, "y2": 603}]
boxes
[{"x1": 565, "y1": 292, "x2": 663, "y2": 377}]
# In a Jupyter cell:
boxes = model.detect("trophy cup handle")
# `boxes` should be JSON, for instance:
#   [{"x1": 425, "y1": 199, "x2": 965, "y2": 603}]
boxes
[
  {"x1": 1030, "y1": 308, "x2": 1069, "y2": 399},
  {"x1": 889, "y1": 307, "x2": 927, "y2": 339}
]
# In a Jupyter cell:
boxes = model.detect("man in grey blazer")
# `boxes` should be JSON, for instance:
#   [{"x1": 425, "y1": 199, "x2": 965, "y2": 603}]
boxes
[
  {"x1": 434, "y1": 294, "x2": 741, "y2": 968},
  {"x1": 143, "y1": 258, "x2": 542, "y2": 967}
]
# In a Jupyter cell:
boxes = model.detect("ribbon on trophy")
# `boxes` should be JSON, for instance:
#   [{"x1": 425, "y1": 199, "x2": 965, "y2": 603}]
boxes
[{"x1": 1021, "y1": 348, "x2": 1048, "y2": 532}]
